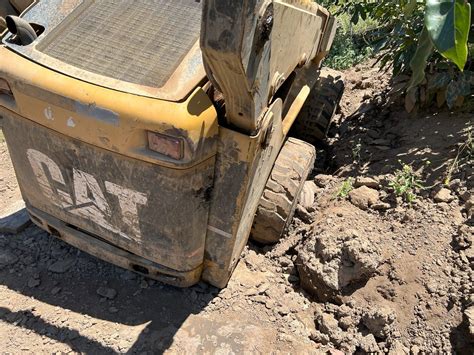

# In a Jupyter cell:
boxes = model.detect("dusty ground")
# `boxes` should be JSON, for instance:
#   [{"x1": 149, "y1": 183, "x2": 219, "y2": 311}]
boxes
[
  {"x1": 0, "y1": 129, "x2": 22, "y2": 215},
  {"x1": 0, "y1": 61, "x2": 473, "y2": 354}
]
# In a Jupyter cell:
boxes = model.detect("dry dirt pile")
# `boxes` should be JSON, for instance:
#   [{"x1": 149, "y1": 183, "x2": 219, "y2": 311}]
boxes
[
  {"x1": 283, "y1": 61, "x2": 473, "y2": 353},
  {"x1": 0, "y1": 61, "x2": 472, "y2": 354}
]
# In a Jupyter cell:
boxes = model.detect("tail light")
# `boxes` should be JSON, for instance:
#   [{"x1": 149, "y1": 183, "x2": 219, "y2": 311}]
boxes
[
  {"x1": 147, "y1": 131, "x2": 184, "y2": 160},
  {"x1": 0, "y1": 78, "x2": 13, "y2": 96}
]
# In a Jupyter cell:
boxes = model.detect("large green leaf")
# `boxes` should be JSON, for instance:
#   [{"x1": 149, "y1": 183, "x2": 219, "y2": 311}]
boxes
[
  {"x1": 408, "y1": 26, "x2": 434, "y2": 90},
  {"x1": 426, "y1": 0, "x2": 472, "y2": 70}
]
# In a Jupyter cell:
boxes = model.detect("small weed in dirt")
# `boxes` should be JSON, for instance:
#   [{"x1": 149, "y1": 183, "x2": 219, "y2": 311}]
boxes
[
  {"x1": 336, "y1": 178, "x2": 354, "y2": 199},
  {"x1": 389, "y1": 162, "x2": 424, "y2": 204},
  {"x1": 444, "y1": 126, "x2": 473, "y2": 185}
]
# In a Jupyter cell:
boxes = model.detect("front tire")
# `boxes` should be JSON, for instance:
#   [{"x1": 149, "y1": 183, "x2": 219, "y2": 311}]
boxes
[{"x1": 251, "y1": 138, "x2": 316, "y2": 245}]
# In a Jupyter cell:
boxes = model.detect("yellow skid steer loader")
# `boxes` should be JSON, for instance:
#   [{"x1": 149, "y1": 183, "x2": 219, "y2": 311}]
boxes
[{"x1": 0, "y1": 0, "x2": 343, "y2": 288}]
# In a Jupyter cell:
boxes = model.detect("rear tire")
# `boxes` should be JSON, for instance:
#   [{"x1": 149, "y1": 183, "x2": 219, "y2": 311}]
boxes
[
  {"x1": 290, "y1": 68, "x2": 345, "y2": 143},
  {"x1": 251, "y1": 138, "x2": 316, "y2": 245}
]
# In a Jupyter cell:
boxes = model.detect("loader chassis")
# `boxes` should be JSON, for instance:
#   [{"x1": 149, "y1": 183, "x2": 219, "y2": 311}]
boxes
[{"x1": 0, "y1": 0, "x2": 336, "y2": 287}]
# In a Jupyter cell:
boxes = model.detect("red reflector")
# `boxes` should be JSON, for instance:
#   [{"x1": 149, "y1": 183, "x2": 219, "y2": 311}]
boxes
[
  {"x1": 0, "y1": 78, "x2": 12, "y2": 96},
  {"x1": 147, "y1": 131, "x2": 184, "y2": 160}
]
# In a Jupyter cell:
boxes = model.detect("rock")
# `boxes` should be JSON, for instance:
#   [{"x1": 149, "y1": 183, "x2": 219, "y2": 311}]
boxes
[
  {"x1": 339, "y1": 316, "x2": 354, "y2": 330},
  {"x1": 244, "y1": 287, "x2": 259, "y2": 297},
  {"x1": 362, "y1": 307, "x2": 396, "y2": 338},
  {"x1": 315, "y1": 311, "x2": 345, "y2": 346},
  {"x1": 433, "y1": 188, "x2": 454, "y2": 203},
  {"x1": 367, "y1": 129, "x2": 380, "y2": 139},
  {"x1": 358, "y1": 334, "x2": 380, "y2": 353},
  {"x1": 453, "y1": 225, "x2": 473, "y2": 250},
  {"x1": 297, "y1": 230, "x2": 382, "y2": 302},
  {"x1": 465, "y1": 197, "x2": 474, "y2": 218},
  {"x1": 48, "y1": 258, "x2": 75, "y2": 274},
  {"x1": 460, "y1": 191, "x2": 472, "y2": 202},
  {"x1": 465, "y1": 306, "x2": 474, "y2": 340},
  {"x1": 314, "y1": 174, "x2": 334, "y2": 188},
  {"x1": 465, "y1": 245, "x2": 474, "y2": 262},
  {"x1": 0, "y1": 200, "x2": 31, "y2": 234},
  {"x1": 97, "y1": 287, "x2": 117, "y2": 300},
  {"x1": 370, "y1": 138, "x2": 391, "y2": 146},
  {"x1": 287, "y1": 275, "x2": 299, "y2": 283},
  {"x1": 295, "y1": 205, "x2": 313, "y2": 224},
  {"x1": 389, "y1": 340, "x2": 410, "y2": 355},
  {"x1": 120, "y1": 270, "x2": 137, "y2": 281},
  {"x1": 27, "y1": 278, "x2": 41, "y2": 288},
  {"x1": 349, "y1": 186, "x2": 379, "y2": 210},
  {"x1": 279, "y1": 256, "x2": 292, "y2": 267},
  {"x1": 316, "y1": 312, "x2": 340, "y2": 334},
  {"x1": 372, "y1": 202, "x2": 392, "y2": 211},
  {"x1": 0, "y1": 250, "x2": 18, "y2": 267},
  {"x1": 299, "y1": 181, "x2": 318, "y2": 209},
  {"x1": 310, "y1": 330, "x2": 330, "y2": 345},
  {"x1": 354, "y1": 177, "x2": 380, "y2": 189}
]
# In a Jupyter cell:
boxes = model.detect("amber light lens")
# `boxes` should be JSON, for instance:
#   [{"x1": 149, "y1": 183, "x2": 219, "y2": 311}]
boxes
[
  {"x1": 0, "y1": 78, "x2": 12, "y2": 96},
  {"x1": 147, "y1": 131, "x2": 184, "y2": 160}
]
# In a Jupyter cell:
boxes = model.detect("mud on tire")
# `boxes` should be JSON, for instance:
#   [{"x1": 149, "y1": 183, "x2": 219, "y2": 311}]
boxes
[
  {"x1": 251, "y1": 138, "x2": 316, "y2": 245},
  {"x1": 290, "y1": 67, "x2": 345, "y2": 143}
]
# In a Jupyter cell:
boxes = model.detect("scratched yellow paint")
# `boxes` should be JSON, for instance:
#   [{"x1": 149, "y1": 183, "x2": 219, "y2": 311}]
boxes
[{"x1": 0, "y1": 48, "x2": 218, "y2": 169}]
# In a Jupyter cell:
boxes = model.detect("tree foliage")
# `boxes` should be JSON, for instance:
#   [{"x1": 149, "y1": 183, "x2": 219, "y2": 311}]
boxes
[{"x1": 321, "y1": 0, "x2": 473, "y2": 110}]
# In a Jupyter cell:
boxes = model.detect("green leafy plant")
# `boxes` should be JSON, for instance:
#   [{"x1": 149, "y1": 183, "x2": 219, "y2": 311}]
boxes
[
  {"x1": 406, "y1": 0, "x2": 473, "y2": 110},
  {"x1": 323, "y1": 10, "x2": 376, "y2": 70},
  {"x1": 336, "y1": 178, "x2": 354, "y2": 198},
  {"x1": 324, "y1": 0, "x2": 473, "y2": 110},
  {"x1": 389, "y1": 161, "x2": 425, "y2": 203}
]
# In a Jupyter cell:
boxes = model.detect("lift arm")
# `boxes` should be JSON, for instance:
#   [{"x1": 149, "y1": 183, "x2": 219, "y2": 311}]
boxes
[{"x1": 200, "y1": 0, "x2": 336, "y2": 134}]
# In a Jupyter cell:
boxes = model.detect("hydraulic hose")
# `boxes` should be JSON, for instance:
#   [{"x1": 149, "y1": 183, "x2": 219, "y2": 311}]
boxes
[{"x1": 5, "y1": 15, "x2": 37, "y2": 45}]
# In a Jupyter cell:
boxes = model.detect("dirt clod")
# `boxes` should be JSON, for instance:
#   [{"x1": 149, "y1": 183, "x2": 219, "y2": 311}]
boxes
[
  {"x1": 0, "y1": 249, "x2": 18, "y2": 267},
  {"x1": 434, "y1": 187, "x2": 455, "y2": 203},
  {"x1": 48, "y1": 258, "x2": 75, "y2": 274},
  {"x1": 96, "y1": 287, "x2": 117, "y2": 300},
  {"x1": 349, "y1": 186, "x2": 379, "y2": 210},
  {"x1": 354, "y1": 176, "x2": 380, "y2": 189},
  {"x1": 297, "y1": 228, "x2": 382, "y2": 302},
  {"x1": 361, "y1": 307, "x2": 396, "y2": 339}
]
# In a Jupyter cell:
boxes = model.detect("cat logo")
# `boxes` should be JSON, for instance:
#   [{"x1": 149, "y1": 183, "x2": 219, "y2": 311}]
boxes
[{"x1": 27, "y1": 149, "x2": 148, "y2": 242}]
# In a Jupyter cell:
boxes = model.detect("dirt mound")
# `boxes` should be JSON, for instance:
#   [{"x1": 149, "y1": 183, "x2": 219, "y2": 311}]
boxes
[
  {"x1": 311, "y1": 304, "x2": 398, "y2": 353},
  {"x1": 297, "y1": 225, "x2": 382, "y2": 303},
  {"x1": 285, "y1": 60, "x2": 473, "y2": 353}
]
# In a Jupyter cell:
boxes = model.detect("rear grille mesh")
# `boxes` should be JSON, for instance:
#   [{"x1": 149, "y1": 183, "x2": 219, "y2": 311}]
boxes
[{"x1": 38, "y1": 0, "x2": 202, "y2": 88}]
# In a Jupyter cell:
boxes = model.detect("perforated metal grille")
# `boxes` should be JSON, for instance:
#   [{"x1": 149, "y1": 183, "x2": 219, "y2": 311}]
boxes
[{"x1": 38, "y1": 0, "x2": 202, "y2": 88}]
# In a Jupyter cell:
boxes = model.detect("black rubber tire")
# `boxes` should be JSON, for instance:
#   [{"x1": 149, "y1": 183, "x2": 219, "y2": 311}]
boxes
[
  {"x1": 251, "y1": 138, "x2": 316, "y2": 245},
  {"x1": 290, "y1": 68, "x2": 345, "y2": 143}
]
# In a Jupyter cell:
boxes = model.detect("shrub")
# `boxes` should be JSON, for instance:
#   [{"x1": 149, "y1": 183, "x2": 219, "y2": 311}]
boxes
[{"x1": 322, "y1": 0, "x2": 473, "y2": 110}]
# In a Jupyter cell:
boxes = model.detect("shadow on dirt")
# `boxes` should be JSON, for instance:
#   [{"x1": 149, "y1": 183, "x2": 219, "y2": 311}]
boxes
[
  {"x1": 0, "y1": 306, "x2": 116, "y2": 353},
  {"x1": 449, "y1": 314, "x2": 473, "y2": 355},
  {"x1": 0, "y1": 225, "x2": 218, "y2": 353},
  {"x1": 328, "y1": 99, "x2": 473, "y2": 186}
]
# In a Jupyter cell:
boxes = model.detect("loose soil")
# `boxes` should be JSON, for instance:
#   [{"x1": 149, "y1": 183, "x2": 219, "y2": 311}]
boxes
[
  {"x1": 0, "y1": 129, "x2": 21, "y2": 215},
  {"x1": 0, "y1": 61, "x2": 472, "y2": 354}
]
